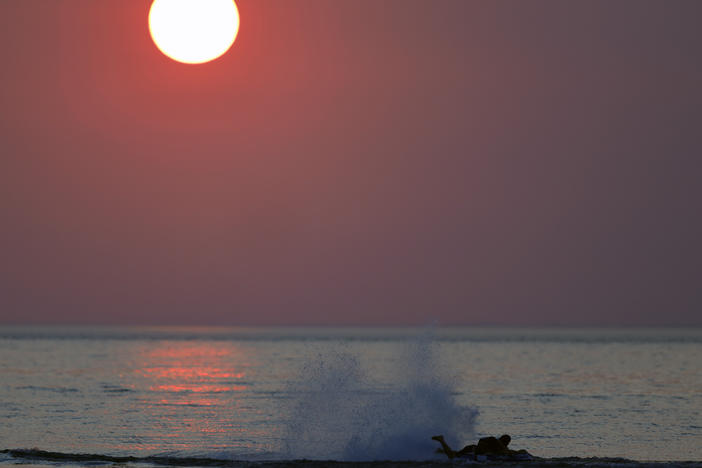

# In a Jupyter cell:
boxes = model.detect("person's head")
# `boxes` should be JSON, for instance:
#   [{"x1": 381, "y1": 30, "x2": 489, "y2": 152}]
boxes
[{"x1": 499, "y1": 434, "x2": 511, "y2": 447}]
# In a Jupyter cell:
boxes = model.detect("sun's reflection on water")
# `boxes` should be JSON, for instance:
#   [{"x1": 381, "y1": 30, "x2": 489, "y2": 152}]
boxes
[{"x1": 125, "y1": 340, "x2": 260, "y2": 453}]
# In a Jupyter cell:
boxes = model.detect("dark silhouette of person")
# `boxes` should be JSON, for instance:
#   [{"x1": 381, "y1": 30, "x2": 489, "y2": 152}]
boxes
[{"x1": 432, "y1": 434, "x2": 530, "y2": 460}]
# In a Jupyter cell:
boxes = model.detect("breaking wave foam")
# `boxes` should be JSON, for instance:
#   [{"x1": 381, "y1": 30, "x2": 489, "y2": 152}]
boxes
[{"x1": 281, "y1": 332, "x2": 477, "y2": 461}]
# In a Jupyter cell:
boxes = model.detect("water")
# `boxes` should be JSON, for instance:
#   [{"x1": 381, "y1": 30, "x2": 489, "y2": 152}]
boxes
[{"x1": 0, "y1": 326, "x2": 700, "y2": 467}]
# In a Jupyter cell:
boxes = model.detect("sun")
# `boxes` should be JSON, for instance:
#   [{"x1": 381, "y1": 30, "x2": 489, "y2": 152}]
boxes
[{"x1": 148, "y1": 0, "x2": 239, "y2": 65}]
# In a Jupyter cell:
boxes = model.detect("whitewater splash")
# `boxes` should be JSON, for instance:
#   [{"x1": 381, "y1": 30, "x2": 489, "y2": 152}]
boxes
[{"x1": 281, "y1": 332, "x2": 477, "y2": 461}]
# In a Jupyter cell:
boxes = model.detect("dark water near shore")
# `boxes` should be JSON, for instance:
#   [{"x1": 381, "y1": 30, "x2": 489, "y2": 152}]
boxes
[
  {"x1": 3, "y1": 448, "x2": 702, "y2": 468},
  {"x1": 0, "y1": 327, "x2": 700, "y2": 466}
]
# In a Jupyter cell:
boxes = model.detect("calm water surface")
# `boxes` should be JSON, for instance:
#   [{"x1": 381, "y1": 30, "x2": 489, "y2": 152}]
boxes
[{"x1": 0, "y1": 327, "x2": 700, "y2": 463}]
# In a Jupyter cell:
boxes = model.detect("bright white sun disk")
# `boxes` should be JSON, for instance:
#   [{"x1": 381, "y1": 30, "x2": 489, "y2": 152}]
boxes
[{"x1": 149, "y1": 0, "x2": 239, "y2": 64}]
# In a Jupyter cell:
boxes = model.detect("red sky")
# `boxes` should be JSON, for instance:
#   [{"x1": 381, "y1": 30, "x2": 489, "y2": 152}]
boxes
[{"x1": 1, "y1": 1, "x2": 701, "y2": 326}]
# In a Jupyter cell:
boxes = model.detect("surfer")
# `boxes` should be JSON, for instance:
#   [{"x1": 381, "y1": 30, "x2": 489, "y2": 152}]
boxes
[{"x1": 432, "y1": 434, "x2": 532, "y2": 460}]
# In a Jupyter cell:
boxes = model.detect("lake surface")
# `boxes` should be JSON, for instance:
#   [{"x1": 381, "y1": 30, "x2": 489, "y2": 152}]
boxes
[{"x1": 0, "y1": 326, "x2": 700, "y2": 465}]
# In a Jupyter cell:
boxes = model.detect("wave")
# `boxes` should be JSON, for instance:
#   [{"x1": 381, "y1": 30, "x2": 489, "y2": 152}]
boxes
[
  {"x1": 15, "y1": 385, "x2": 80, "y2": 393},
  {"x1": 280, "y1": 336, "x2": 476, "y2": 461},
  {"x1": 2, "y1": 449, "x2": 702, "y2": 468}
]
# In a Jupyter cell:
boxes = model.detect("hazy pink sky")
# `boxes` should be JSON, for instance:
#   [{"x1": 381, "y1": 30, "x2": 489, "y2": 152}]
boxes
[{"x1": 1, "y1": 1, "x2": 701, "y2": 326}]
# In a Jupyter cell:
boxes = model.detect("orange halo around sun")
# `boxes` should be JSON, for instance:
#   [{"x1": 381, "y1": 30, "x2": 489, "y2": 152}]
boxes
[{"x1": 149, "y1": 0, "x2": 240, "y2": 64}]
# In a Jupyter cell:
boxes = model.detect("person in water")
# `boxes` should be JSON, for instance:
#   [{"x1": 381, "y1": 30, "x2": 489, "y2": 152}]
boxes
[{"x1": 432, "y1": 434, "x2": 532, "y2": 460}]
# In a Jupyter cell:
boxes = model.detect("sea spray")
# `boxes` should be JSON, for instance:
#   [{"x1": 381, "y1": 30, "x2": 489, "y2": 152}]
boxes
[{"x1": 281, "y1": 332, "x2": 477, "y2": 461}]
